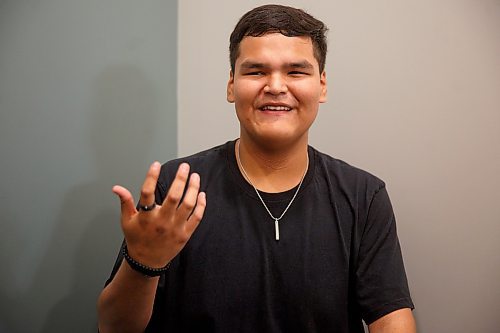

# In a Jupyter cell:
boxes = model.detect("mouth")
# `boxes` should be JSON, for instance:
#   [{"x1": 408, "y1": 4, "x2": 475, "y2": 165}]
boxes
[{"x1": 259, "y1": 105, "x2": 293, "y2": 112}]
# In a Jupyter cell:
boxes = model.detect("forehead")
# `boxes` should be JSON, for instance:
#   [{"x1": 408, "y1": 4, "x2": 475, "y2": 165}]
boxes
[{"x1": 235, "y1": 33, "x2": 318, "y2": 69}]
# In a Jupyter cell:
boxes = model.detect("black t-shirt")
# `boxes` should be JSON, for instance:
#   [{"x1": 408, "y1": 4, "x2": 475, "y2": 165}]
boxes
[{"x1": 106, "y1": 140, "x2": 414, "y2": 332}]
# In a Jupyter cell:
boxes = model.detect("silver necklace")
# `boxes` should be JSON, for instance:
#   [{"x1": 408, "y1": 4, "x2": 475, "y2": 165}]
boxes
[{"x1": 236, "y1": 140, "x2": 308, "y2": 241}]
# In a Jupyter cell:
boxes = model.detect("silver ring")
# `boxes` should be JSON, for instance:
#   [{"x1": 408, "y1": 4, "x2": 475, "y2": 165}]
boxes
[{"x1": 138, "y1": 202, "x2": 156, "y2": 212}]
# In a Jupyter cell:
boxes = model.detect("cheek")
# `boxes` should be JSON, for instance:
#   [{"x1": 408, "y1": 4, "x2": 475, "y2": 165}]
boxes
[
  {"x1": 233, "y1": 81, "x2": 264, "y2": 101},
  {"x1": 289, "y1": 84, "x2": 322, "y2": 105}
]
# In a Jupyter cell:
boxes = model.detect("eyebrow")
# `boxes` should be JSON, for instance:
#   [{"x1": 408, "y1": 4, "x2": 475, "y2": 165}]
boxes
[
  {"x1": 239, "y1": 60, "x2": 315, "y2": 70},
  {"x1": 240, "y1": 61, "x2": 266, "y2": 70},
  {"x1": 288, "y1": 61, "x2": 314, "y2": 70}
]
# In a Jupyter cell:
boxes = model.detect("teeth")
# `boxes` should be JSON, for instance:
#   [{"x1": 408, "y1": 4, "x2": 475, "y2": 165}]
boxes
[{"x1": 261, "y1": 106, "x2": 291, "y2": 111}]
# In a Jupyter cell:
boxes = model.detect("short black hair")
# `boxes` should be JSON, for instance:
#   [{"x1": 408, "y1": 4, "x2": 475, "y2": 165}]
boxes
[{"x1": 229, "y1": 4, "x2": 328, "y2": 73}]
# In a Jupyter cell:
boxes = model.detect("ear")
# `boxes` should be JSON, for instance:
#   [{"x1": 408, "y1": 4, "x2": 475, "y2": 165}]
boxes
[
  {"x1": 319, "y1": 71, "x2": 327, "y2": 103},
  {"x1": 227, "y1": 70, "x2": 235, "y2": 103}
]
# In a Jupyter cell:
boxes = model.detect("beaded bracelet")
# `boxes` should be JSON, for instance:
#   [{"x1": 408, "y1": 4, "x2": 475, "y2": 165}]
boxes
[{"x1": 122, "y1": 244, "x2": 170, "y2": 277}]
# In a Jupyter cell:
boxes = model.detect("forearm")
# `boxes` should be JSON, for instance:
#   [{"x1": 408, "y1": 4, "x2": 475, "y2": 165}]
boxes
[
  {"x1": 97, "y1": 260, "x2": 159, "y2": 333},
  {"x1": 368, "y1": 308, "x2": 416, "y2": 333}
]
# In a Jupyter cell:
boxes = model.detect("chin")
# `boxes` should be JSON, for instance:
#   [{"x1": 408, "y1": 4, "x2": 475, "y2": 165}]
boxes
[{"x1": 252, "y1": 131, "x2": 306, "y2": 149}]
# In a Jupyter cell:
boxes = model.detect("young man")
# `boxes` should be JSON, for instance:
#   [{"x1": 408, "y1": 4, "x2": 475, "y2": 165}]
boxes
[{"x1": 98, "y1": 5, "x2": 415, "y2": 333}]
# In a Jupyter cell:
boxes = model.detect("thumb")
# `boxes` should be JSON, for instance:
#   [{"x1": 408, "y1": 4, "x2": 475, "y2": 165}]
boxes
[{"x1": 112, "y1": 185, "x2": 137, "y2": 219}]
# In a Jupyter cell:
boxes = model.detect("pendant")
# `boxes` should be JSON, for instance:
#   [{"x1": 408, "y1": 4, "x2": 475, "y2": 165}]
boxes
[{"x1": 275, "y1": 219, "x2": 280, "y2": 241}]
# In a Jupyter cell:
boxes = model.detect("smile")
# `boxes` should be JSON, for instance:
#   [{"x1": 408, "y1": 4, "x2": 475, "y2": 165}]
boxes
[{"x1": 260, "y1": 105, "x2": 292, "y2": 111}]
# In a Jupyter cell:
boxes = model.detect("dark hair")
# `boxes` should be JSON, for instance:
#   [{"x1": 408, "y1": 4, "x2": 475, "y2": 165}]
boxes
[{"x1": 229, "y1": 4, "x2": 328, "y2": 73}]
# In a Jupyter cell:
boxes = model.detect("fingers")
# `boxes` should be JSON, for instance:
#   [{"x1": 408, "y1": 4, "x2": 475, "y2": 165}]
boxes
[
  {"x1": 185, "y1": 192, "x2": 206, "y2": 234},
  {"x1": 112, "y1": 185, "x2": 136, "y2": 219},
  {"x1": 161, "y1": 163, "x2": 190, "y2": 212},
  {"x1": 160, "y1": 164, "x2": 206, "y2": 225},
  {"x1": 139, "y1": 161, "x2": 161, "y2": 207},
  {"x1": 176, "y1": 173, "x2": 201, "y2": 217}
]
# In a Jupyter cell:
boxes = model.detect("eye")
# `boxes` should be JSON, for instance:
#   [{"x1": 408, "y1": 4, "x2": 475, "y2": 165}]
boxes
[
  {"x1": 243, "y1": 71, "x2": 265, "y2": 76},
  {"x1": 289, "y1": 71, "x2": 309, "y2": 76}
]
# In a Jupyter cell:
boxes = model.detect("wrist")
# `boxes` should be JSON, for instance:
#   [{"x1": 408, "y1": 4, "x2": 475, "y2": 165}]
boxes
[{"x1": 122, "y1": 244, "x2": 170, "y2": 277}]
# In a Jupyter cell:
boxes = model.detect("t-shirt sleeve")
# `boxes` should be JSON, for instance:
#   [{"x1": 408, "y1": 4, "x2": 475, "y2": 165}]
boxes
[{"x1": 355, "y1": 185, "x2": 414, "y2": 324}]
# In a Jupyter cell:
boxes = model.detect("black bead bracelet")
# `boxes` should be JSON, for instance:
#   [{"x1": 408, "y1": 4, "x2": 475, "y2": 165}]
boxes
[{"x1": 122, "y1": 244, "x2": 170, "y2": 277}]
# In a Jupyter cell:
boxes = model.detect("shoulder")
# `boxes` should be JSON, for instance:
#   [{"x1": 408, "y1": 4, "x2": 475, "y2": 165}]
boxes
[
  {"x1": 166, "y1": 142, "x2": 229, "y2": 169},
  {"x1": 311, "y1": 147, "x2": 385, "y2": 190},
  {"x1": 157, "y1": 141, "x2": 232, "y2": 190}
]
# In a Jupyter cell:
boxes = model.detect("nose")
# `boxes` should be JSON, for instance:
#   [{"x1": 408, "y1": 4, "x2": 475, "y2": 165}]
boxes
[{"x1": 263, "y1": 73, "x2": 288, "y2": 95}]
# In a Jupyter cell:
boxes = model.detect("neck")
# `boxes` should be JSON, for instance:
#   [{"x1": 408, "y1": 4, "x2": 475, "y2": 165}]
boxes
[{"x1": 236, "y1": 138, "x2": 309, "y2": 193}]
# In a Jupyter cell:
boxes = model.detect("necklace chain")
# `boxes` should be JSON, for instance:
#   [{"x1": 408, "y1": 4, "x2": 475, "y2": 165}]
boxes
[{"x1": 236, "y1": 140, "x2": 308, "y2": 241}]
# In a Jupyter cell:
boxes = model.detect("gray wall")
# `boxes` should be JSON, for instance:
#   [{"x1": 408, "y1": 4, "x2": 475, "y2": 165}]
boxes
[
  {"x1": 179, "y1": 1, "x2": 500, "y2": 332},
  {"x1": 0, "y1": 1, "x2": 177, "y2": 332}
]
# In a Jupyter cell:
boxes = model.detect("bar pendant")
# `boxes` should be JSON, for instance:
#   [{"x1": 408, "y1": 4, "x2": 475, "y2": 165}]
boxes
[{"x1": 275, "y1": 219, "x2": 280, "y2": 241}]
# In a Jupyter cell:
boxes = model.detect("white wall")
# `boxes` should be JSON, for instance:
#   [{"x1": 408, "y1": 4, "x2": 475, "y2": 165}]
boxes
[{"x1": 179, "y1": 1, "x2": 500, "y2": 332}]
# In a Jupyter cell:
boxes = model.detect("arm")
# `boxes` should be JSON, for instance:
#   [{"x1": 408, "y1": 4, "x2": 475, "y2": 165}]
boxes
[
  {"x1": 368, "y1": 308, "x2": 416, "y2": 333},
  {"x1": 97, "y1": 261, "x2": 160, "y2": 333},
  {"x1": 97, "y1": 162, "x2": 206, "y2": 333},
  {"x1": 354, "y1": 186, "x2": 415, "y2": 330}
]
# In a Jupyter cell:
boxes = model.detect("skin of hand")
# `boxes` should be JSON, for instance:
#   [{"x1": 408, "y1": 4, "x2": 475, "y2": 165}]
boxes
[{"x1": 112, "y1": 161, "x2": 206, "y2": 268}]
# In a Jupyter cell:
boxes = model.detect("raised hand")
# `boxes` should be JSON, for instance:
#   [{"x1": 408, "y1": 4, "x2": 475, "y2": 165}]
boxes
[{"x1": 112, "y1": 162, "x2": 206, "y2": 268}]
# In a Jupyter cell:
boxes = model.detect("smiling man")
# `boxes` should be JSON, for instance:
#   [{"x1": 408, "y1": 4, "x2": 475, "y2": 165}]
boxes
[{"x1": 98, "y1": 5, "x2": 415, "y2": 333}]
